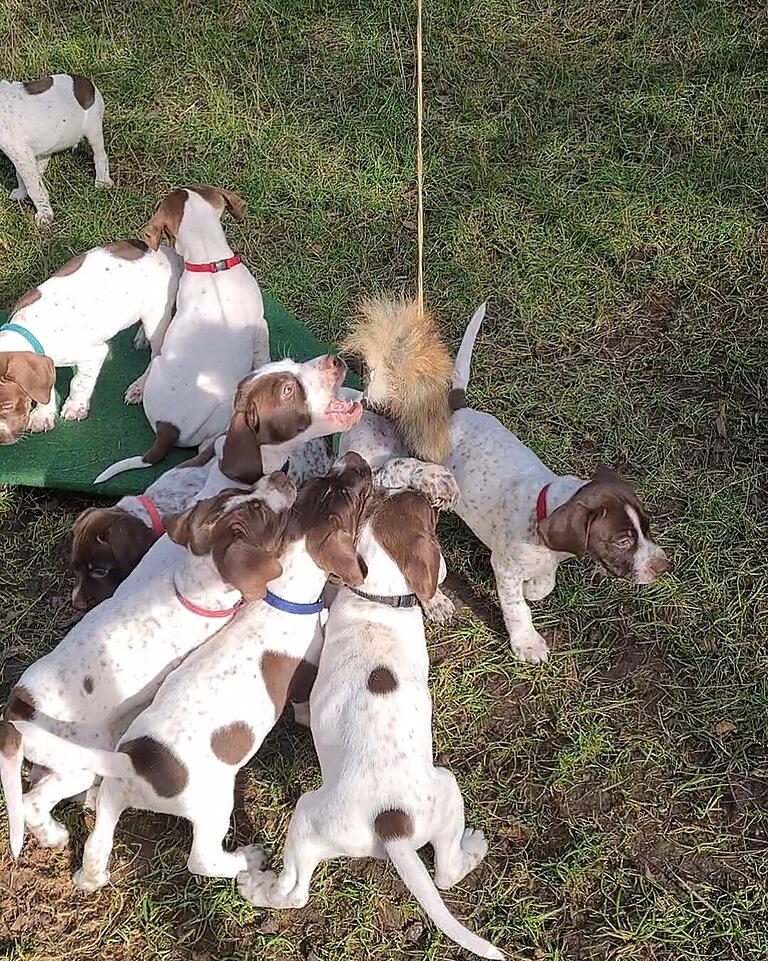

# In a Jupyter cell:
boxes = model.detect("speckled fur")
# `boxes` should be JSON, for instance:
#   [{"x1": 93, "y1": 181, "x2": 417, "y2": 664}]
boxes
[
  {"x1": 236, "y1": 488, "x2": 503, "y2": 960},
  {"x1": 2, "y1": 474, "x2": 295, "y2": 858},
  {"x1": 0, "y1": 243, "x2": 181, "y2": 439}
]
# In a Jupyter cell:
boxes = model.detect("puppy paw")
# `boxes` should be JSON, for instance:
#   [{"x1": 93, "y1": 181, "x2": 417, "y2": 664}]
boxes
[
  {"x1": 32, "y1": 820, "x2": 70, "y2": 850},
  {"x1": 95, "y1": 178, "x2": 113, "y2": 190},
  {"x1": 238, "y1": 844, "x2": 269, "y2": 875},
  {"x1": 237, "y1": 868, "x2": 277, "y2": 907},
  {"x1": 27, "y1": 408, "x2": 56, "y2": 433},
  {"x1": 72, "y1": 866, "x2": 109, "y2": 892},
  {"x1": 422, "y1": 589, "x2": 456, "y2": 625},
  {"x1": 510, "y1": 629, "x2": 549, "y2": 664},
  {"x1": 61, "y1": 398, "x2": 90, "y2": 421},
  {"x1": 123, "y1": 378, "x2": 145, "y2": 404},
  {"x1": 415, "y1": 465, "x2": 460, "y2": 511},
  {"x1": 34, "y1": 208, "x2": 54, "y2": 228},
  {"x1": 435, "y1": 827, "x2": 488, "y2": 889},
  {"x1": 133, "y1": 328, "x2": 149, "y2": 351},
  {"x1": 9, "y1": 187, "x2": 28, "y2": 201}
]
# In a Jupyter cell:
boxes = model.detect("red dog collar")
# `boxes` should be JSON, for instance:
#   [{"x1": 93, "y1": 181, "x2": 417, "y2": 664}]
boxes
[
  {"x1": 136, "y1": 494, "x2": 165, "y2": 538},
  {"x1": 174, "y1": 586, "x2": 243, "y2": 619},
  {"x1": 535, "y1": 484, "x2": 550, "y2": 523},
  {"x1": 184, "y1": 254, "x2": 241, "y2": 273}
]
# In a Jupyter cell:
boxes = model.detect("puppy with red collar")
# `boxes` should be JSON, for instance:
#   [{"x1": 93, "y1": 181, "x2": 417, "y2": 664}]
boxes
[{"x1": 95, "y1": 186, "x2": 270, "y2": 482}]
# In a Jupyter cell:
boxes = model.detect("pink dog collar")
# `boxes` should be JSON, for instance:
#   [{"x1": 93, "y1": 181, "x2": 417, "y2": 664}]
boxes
[
  {"x1": 136, "y1": 495, "x2": 165, "y2": 538},
  {"x1": 184, "y1": 254, "x2": 241, "y2": 273},
  {"x1": 174, "y1": 586, "x2": 243, "y2": 619}
]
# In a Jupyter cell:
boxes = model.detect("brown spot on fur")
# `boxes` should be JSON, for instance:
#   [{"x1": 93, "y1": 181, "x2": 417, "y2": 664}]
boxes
[
  {"x1": 0, "y1": 721, "x2": 22, "y2": 758},
  {"x1": 106, "y1": 240, "x2": 148, "y2": 261},
  {"x1": 142, "y1": 420, "x2": 180, "y2": 466},
  {"x1": 448, "y1": 387, "x2": 467, "y2": 411},
  {"x1": 72, "y1": 75, "x2": 95, "y2": 109},
  {"x1": 221, "y1": 372, "x2": 312, "y2": 484},
  {"x1": 366, "y1": 491, "x2": 441, "y2": 603},
  {"x1": 342, "y1": 297, "x2": 452, "y2": 462},
  {"x1": 210, "y1": 721, "x2": 254, "y2": 765},
  {"x1": 10, "y1": 287, "x2": 41, "y2": 315},
  {"x1": 141, "y1": 188, "x2": 188, "y2": 250},
  {"x1": 120, "y1": 736, "x2": 188, "y2": 798},
  {"x1": 83, "y1": 675, "x2": 94, "y2": 694},
  {"x1": 374, "y1": 808, "x2": 413, "y2": 841},
  {"x1": 260, "y1": 651, "x2": 301, "y2": 719},
  {"x1": 53, "y1": 252, "x2": 88, "y2": 278},
  {"x1": 367, "y1": 666, "x2": 397, "y2": 694},
  {"x1": 23, "y1": 76, "x2": 53, "y2": 95},
  {"x1": 6, "y1": 686, "x2": 36, "y2": 721}
]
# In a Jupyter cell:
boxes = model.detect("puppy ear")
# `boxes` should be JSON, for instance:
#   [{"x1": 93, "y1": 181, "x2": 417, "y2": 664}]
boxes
[
  {"x1": 315, "y1": 528, "x2": 365, "y2": 587},
  {"x1": 141, "y1": 190, "x2": 186, "y2": 250},
  {"x1": 220, "y1": 409, "x2": 263, "y2": 485},
  {"x1": 219, "y1": 188, "x2": 246, "y2": 221},
  {"x1": 537, "y1": 500, "x2": 591, "y2": 556},
  {"x1": 213, "y1": 539, "x2": 282, "y2": 600},
  {"x1": 107, "y1": 514, "x2": 158, "y2": 573},
  {"x1": 4, "y1": 353, "x2": 55, "y2": 405},
  {"x1": 400, "y1": 534, "x2": 442, "y2": 603},
  {"x1": 164, "y1": 506, "x2": 193, "y2": 547},
  {"x1": 141, "y1": 211, "x2": 165, "y2": 251}
]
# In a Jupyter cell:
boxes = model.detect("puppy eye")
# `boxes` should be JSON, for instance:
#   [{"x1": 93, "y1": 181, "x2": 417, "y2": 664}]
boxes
[
  {"x1": 87, "y1": 565, "x2": 109, "y2": 578},
  {"x1": 613, "y1": 532, "x2": 635, "y2": 551}
]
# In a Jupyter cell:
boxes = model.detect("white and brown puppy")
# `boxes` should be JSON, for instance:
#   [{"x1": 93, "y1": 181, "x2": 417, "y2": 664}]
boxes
[
  {"x1": 0, "y1": 473, "x2": 296, "y2": 860},
  {"x1": 70, "y1": 437, "x2": 335, "y2": 611},
  {"x1": 0, "y1": 73, "x2": 111, "y2": 226},
  {"x1": 68, "y1": 453, "x2": 372, "y2": 891},
  {"x1": 237, "y1": 483, "x2": 504, "y2": 961},
  {"x1": 94, "y1": 186, "x2": 271, "y2": 483},
  {"x1": 0, "y1": 241, "x2": 182, "y2": 442}
]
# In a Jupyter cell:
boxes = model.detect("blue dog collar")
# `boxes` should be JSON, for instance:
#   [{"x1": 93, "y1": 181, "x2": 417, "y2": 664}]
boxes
[
  {"x1": 264, "y1": 590, "x2": 323, "y2": 615},
  {"x1": 0, "y1": 323, "x2": 45, "y2": 357}
]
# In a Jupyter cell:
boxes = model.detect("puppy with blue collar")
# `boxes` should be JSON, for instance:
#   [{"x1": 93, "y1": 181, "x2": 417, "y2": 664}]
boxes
[{"x1": 0, "y1": 73, "x2": 112, "y2": 226}]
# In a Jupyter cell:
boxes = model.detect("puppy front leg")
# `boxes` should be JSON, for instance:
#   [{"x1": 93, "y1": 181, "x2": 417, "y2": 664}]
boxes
[
  {"x1": 23, "y1": 766, "x2": 96, "y2": 849},
  {"x1": 491, "y1": 551, "x2": 549, "y2": 663},
  {"x1": 72, "y1": 778, "x2": 128, "y2": 892},
  {"x1": 61, "y1": 344, "x2": 109, "y2": 421},
  {"x1": 6, "y1": 146, "x2": 54, "y2": 226},
  {"x1": 10, "y1": 167, "x2": 28, "y2": 201},
  {"x1": 125, "y1": 303, "x2": 173, "y2": 403},
  {"x1": 27, "y1": 384, "x2": 58, "y2": 433}
]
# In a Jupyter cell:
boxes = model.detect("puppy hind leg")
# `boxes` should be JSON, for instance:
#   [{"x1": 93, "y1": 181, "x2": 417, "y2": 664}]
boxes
[
  {"x1": 84, "y1": 108, "x2": 112, "y2": 188},
  {"x1": 72, "y1": 778, "x2": 128, "y2": 892},
  {"x1": 6, "y1": 146, "x2": 54, "y2": 226},
  {"x1": 10, "y1": 167, "x2": 28, "y2": 201},
  {"x1": 125, "y1": 303, "x2": 174, "y2": 403},
  {"x1": 430, "y1": 768, "x2": 488, "y2": 890},
  {"x1": 23, "y1": 767, "x2": 96, "y2": 850},
  {"x1": 61, "y1": 343, "x2": 109, "y2": 421},
  {"x1": 186, "y1": 788, "x2": 245, "y2": 879}
]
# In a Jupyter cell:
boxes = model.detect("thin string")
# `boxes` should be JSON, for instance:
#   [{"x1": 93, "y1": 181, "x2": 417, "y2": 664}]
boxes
[{"x1": 415, "y1": 0, "x2": 425, "y2": 317}]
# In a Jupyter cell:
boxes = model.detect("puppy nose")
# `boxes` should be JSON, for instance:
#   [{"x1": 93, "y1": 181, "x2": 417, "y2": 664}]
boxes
[
  {"x1": 71, "y1": 588, "x2": 89, "y2": 611},
  {"x1": 649, "y1": 555, "x2": 670, "y2": 576}
]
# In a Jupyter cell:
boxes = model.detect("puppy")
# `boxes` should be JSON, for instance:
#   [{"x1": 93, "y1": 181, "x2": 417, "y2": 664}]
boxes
[
  {"x1": 0, "y1": 241, "x2": 182, "y2": 441},
  {"x1": 237, "y1": 481, "x2": 503, "y2": 960},
  {"x1": 94, "y1": 186, "x2": 271, "y2": 482},
  {"x1": 68, "y1": 453, "x2": 372, "y2": 890},
  {"x1": 0, "y1": 73, "x2": 111, "y2": 226},
  {"x1": 0, "y1": 473, "x2": 296, "y2": 858}
]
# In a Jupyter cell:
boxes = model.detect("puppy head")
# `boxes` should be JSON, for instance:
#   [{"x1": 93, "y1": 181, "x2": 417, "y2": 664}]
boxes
[
  {"x1": 291, "y1": 451, "x2": 373, "y2": 586},
  {"x1": 141, "y1": 186, "x2": 246, "y2": 251},
  {"x1": 538, "y1": 468, "x2": 669, "y2": 584},
  {"x1": 165, "y1": 472, "x2": 297, "y2": 600},
  {"x1": 0, "y1": 352, "x2": 55, "y2": 445},
  {"x1": 364, "y1": 489, "x2": 443, "y2": 603},
  {"x1": 71, "y1": 508, "x2": 157, "y2": 610},
  {"x1": 220, "y1": 357, "x2": 362, "y2": 484}
]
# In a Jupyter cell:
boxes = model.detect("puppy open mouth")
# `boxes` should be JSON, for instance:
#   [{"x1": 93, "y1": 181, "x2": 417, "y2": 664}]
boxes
[{"x1": 324, "y1": 396, "x2": 363, "y2": 427}]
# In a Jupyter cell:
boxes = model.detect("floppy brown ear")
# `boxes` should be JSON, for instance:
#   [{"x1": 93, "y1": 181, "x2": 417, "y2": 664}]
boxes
[
  {"x1": 219, "y1": 188, "x2": 246, "y2": 221},
  {"x1": 315, "y1": 528, "x2": 365, "y2": 587},
  {"x1": 220, "y1": 409, "x2": 263, "y2": 484},
  {"x1": 401, "y1": 533, "x2": 441, "y2": 603},
  {"x1": 214, "y1": 539, "x2": 282, "y2": 600},
  {"x1": 106, "y1": 514, "x2": 158, "y2": 572},
  {"x1": 4, "y1": 353, "x2": 55, "y2": 404},
  {"x1": 164, "y1": 507, "x2": 193, "y2": 547},
  {"x1": 141, "y1": 211, "x2": 165, "y2": 251},
  {"x1": 537, "y1": 500, "x2": 592, "y2": 556}
]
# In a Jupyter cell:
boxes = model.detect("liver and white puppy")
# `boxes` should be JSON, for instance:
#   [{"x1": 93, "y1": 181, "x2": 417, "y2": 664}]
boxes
[
  {"x1": 71, "y1": 437, "x2": 335, "y2": 611},
  {"x1": 0, "y1": 73, "x2": 111, "y2": 226},
  {"x1": 94, "y1": 186, "x2": 271, "y2": 483},
  {"x1": 113, "y1": 355, "x2": 362, "y2": 601},
  {"x1": 0, "y1": 474, "x2": 296, "y2": 859},
  {"x1": 68, "y1": 453, "x2": 372, "y2": 891},
  {"x1": 0, "y1": 241, "x2": 182, "y2": 442},
  {"x1": 341, "y1": 306, "x2": 669, "y2": 662},
  {"x1": 237, "y1": 482, "x2": 503, "y2": 960}
]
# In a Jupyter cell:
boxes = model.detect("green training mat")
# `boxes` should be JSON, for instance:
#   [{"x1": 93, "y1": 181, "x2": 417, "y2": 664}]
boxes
[{"x1": 0, "y1": 294, "x2": 335, "y2": 498}]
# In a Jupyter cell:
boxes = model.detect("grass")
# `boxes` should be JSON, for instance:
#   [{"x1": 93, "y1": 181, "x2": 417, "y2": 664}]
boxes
[{"x1": 1, "y1": 0, "x2": 767, "y2": 958}]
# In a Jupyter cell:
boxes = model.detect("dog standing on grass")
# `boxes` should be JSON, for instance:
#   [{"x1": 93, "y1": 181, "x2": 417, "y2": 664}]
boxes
[{"x1": 0, "y1": 73, "x2": 112, "y2": 226}]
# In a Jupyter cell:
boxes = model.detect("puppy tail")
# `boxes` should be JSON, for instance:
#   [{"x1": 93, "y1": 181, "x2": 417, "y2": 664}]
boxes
[
  {"x1": 94, "y1": 421, "x2": 181, "y2": 484},
  {"x1": 11, "y1": 720, "x2": 132, "y2": 780},
  {"x1": 385, "y1": 838, "x2": 504, "y2": 960},
  {"x1": 451, "y1": 302, "x2": 486, "y2": 396},
  {"x1": 0, "y1": 721, "x2": 25, "y2": 858}
]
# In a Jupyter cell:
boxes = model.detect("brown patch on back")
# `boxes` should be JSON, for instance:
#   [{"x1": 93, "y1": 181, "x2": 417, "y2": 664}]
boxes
[
  {"x1": 260, "y1": 651, "x2": 301, "y2": 719},
  {"x1": 23, "y1": 76, "x2": 53, "y2": 95},
  {"x1": 119, "y1": 736, "x2": 188, "y2": 798},
  {"x1": 52, "y1": 252, "x2": 88, "y2": 278},
  {"x1": 143, "y1": 421, "x2": 180, "y2": 465},
  {"x1": 72, "y1": 75, "x2": 95, "y2": 109},
  {"x1": 449, "y1": 387, "x2": 467, "y2": 411},
  {"x1": 106, "y1": 240, "x2": 148, "y2": 261},
  {"x1": 10, "y1": 287, "x2": 41, "y2": 315},
  {"x1": 6, "y1": 686, "x2": 36, "y2": 721},
  {"x1": 210, "y1": 721, "x2": 254, "y2": 765},
  {"x1": 374, "y1": 808, "x2": 413, "y2": 841},
  {"x1": 82, "y1": 675, "x2": 94, "y2": 694},
  {"x1": 367, "y1": 491, "x2": 442, "y2": 603},
  {"x1": 0, "y1": 721, "x2": 22, "y2": 758},
  {"x1": 367, "y1": 666, "x2": 398, "y2": 695}
]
